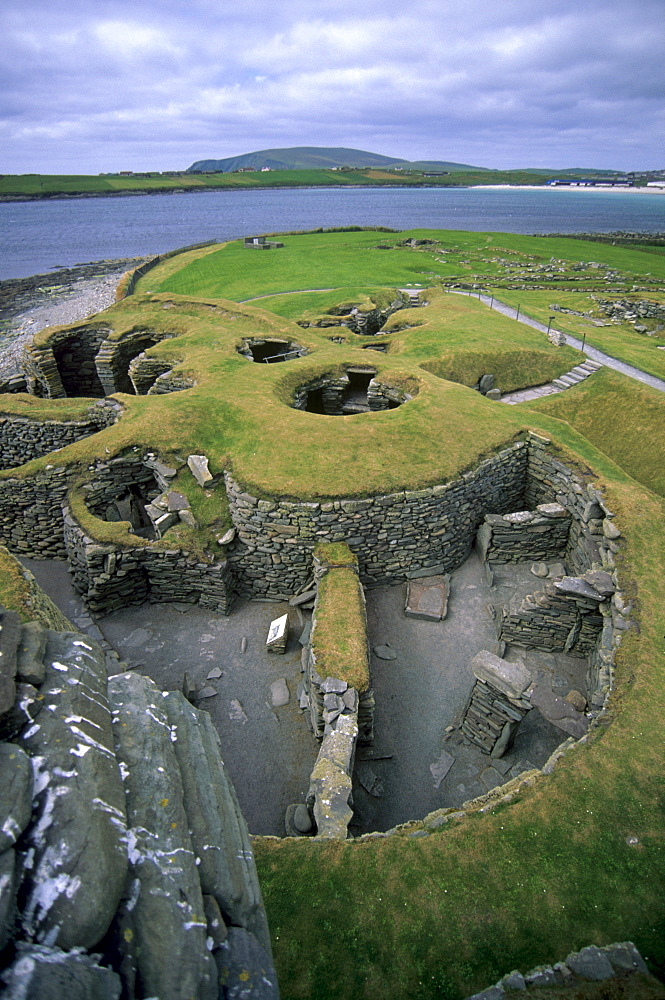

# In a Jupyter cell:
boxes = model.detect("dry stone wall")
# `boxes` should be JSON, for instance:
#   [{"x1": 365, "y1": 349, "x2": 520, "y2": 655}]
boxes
[
  {"x1": 22, "y1": 324, "x2": 110, "y2": 398},
  {"x1": 497, "y1": 573, "x2": 607, "y2": 657},
  {"x1": 475, "y1": 504, "x2": 571, "y2": 565},
  {"x1": 0, "y1": 466, "x2": 72, "y2": 558},
  {"x1": 63, "y1": 507, "x2": 234, "y2": 615},
  {"x1": 225, "y1": 441, "x2": 528, "y2": 598},
  {"x1": 0, "y1": 400, "x2": 119, "y2": 471}
]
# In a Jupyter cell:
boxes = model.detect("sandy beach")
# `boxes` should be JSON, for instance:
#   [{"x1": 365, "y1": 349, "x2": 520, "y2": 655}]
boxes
[{"x1": 474, "y1": 184, "x2": 665, "y2": 194}]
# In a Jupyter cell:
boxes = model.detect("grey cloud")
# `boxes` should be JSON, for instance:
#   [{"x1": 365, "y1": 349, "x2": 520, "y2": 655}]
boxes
[{"x1": 1, "y1": 0, "x2": 663, "y2": 172}]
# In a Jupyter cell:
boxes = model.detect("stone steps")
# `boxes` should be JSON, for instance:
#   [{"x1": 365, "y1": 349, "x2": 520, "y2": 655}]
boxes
[{"x1": 502, "y1": 358, "x2": 603, "y2": 404}]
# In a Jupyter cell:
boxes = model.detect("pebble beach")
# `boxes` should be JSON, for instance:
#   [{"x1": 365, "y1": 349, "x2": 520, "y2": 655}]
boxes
[{"x1": 0, "y1": 257, "x2": 150, "y2": 380}]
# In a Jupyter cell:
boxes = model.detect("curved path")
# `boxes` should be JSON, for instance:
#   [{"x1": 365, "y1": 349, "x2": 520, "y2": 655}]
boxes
[
  {"x1": 239, "y1": 287, "x2": 334, "y2": 303},
  {"x1": 452, "y1": 290, "x2": 665, "y2": 394}
]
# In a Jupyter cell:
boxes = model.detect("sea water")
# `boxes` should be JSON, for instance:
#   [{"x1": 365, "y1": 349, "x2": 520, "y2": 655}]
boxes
[{"x1": 1, "y1": 185, "x2": 664, "y2": 280}]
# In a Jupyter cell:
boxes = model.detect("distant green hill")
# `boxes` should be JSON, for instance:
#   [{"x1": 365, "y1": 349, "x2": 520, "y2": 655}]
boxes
[{"x1": 187, "y1": 146, "x2": 486, "y2": 174}]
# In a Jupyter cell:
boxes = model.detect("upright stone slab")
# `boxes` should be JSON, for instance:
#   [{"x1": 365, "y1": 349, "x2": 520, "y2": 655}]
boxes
[
  {"x1": 162, "y1": 691, "x2": 274, "y2": 957},
  {"x1": 20, "y1": 632, "x2": 128, "y2": 950},
  {"x1": 107, "y1": 672, "x2": 216, "y2": 1000}
]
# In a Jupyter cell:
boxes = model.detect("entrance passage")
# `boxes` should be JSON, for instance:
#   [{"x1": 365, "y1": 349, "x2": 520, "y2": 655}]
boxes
[
  {"x1": 237, "y1": 338, "x2": 305, "y2": 363},
  {"x1": 340, "y1": 370, "x2": 373, "y2": 414},
  {"x1": 295, "y1": 368, "x2": 411, "y2": 416}
]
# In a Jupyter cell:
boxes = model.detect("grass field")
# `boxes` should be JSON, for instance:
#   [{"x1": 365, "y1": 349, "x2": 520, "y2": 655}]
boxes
[
  {"x1": 0, "y1": 227, "x2": 663, "y2": 998},
  {"x1": 0, "y1": 169, "x2": 627, "y2": 200}
]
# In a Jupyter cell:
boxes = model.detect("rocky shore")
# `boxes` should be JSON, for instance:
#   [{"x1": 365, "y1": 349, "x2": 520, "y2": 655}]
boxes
[{"x1": 0, "y1": 258, "x2": 151, "y2": 381}]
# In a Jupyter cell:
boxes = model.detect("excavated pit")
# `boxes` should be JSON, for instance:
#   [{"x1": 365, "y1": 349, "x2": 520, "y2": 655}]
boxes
[
  {"x1": 237, "y1": 338, "x2": 306, "y2": 364},
  {"x1": 82, "y1": 462, "x2": 163, "y2": 539},
  {"x1": 293, "y1": 367, "x2": 410, "y2": 415}
]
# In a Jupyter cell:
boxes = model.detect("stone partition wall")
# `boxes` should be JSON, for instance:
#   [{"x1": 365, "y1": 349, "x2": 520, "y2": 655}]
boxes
[
  {"x1": 22, "y1": 324, "x2": 111, "y2": 397},
  {"x1": 225, "y1": 440, "x2": 529, "y2": 598},
  {"x1": 497, "y1": 573, "x2": 609, "y2": 656},
  {"x1": 475, "y1": 503, "x2": 571, "y2": 565},
  {"x1": 303, "y1": 543, "x2": 374, "y2": 744},
  {"x1": 63, "y1": 507, "x2": 234, "y2": 615},
  {"x1": 0, "y1": 399, "x2": 120, "y2": 471},
  {"x1": 127, "y1": 354, "x2": 174, "y2": 393},
  {"x1": 94, "y1": 329, "x2": 166, "y2": 395}
]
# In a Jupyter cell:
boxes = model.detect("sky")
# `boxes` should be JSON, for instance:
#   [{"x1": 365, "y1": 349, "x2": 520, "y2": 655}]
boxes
[{"x1": 1, "y1": 0, "x2": 664, "y2": 175}]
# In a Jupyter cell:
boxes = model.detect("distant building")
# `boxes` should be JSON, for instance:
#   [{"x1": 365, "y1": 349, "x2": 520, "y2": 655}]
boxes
[{"x1": 244, "y1": 236, "x2": 284, "y2": 250}]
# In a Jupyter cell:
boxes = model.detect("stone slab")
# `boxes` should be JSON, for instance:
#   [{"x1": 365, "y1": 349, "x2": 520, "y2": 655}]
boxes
[
  {"x1": 187, "y1": 454, "x2": 213, "y2": 487},
  {"x1": 270, "y1": 678, "x2": 290, "y2": 707},
  {"x1": 405, "y1": 575, "x2": 450, "y2": 621},
  {"x1": 429, "y1": 750, "x2": 455, "y2": 788},
  {"x1": 470, "y1": 650, "x2": 531, "y2": 700}
]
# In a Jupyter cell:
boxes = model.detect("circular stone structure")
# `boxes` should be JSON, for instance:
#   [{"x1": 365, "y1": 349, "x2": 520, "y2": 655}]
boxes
[
  {"x1": 236, "y1": 337, "x2": 306, "y2": 363},
  {"x1": 292, "y1": 367, "x2": 413, "y2": 415}
]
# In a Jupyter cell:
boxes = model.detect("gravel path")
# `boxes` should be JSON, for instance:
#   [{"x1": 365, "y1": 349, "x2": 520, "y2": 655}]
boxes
[
  {"x1": 0, "y1": 257, "x2": 150, "y2": 380},
  {"x1": 452, "y1": 290, "x2": 665, "y2": 394}
]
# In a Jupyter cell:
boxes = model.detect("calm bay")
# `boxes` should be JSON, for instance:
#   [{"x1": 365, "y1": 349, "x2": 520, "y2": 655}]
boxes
[{"x1": 1, "y1": 184, "x2": 664, "y2": 281}]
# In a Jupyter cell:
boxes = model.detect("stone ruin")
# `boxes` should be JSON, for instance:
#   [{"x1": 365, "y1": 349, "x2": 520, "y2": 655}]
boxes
[
  {"x1": 21, "y1": 326, "x2": 189, "y2": 399},
  {"x1": 292, "y1": 366, "x2": 412, "y2": 415},
  {"x1": 0, "y1": 392, "x2": 634, "y2": 987}
]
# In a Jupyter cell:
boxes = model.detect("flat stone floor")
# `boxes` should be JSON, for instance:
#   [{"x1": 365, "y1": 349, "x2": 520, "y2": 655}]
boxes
[{"x1": 23, "y1": 553, "x2": 587, "y2": 837}]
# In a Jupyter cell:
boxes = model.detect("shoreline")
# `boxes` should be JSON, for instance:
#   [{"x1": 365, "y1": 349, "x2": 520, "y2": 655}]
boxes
[
  {"x1": 473, "y1": 183, "x2": 665, "y2": 195},
  {"x1": 0, "y1": 257, "x2": 150, "y2": 380},
  {"x1": 1, "y1": 182, "x2": 664, "y2": 205}
]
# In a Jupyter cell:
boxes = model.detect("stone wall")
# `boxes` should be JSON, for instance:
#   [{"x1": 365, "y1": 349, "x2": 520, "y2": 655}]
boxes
[
  {"x1": 475, "y1": 503, "x2": 571, "y2": 565},
  {"x1": 461, "y1": 941, "x2": 655, "y2": 998},
  {"x1": 22, "y1": 324, "x2": 111, "y2": 398},
  {"x1": 21, "y1": 322, "x2": 189, "y2": 400},
  {"x1": 225, "y1": 440, "x2": 529, "y2": 598},
  {"x1": 94, "y1": 329, "x2": 167, "y2": 395},
  {"x1": 526, "y1": 433, "x2": 618, "y2": 576},
  {"x1": 291, "y1": 370, "x2": 411, "y2": 415},
  {"x1": 127, "y1": 353, "x2": 173, "y2": 393},
  {"x1": 0, "y1": 400, "x2": 120, "y2": 471},
  {"x1": 303, "y1": 543, "x2": 374, "y2": 745},
  {"x1": 0, "y1": 466, "x2": 72, "y2": 558},
  {"x1": 497, "y1": 573, "x2": 608, "y2": 657},
  {"x1": 63, "y1": 507, "x2": 234, "y2": 616},
  {"x1": 0, "y1": 608, "x2": 278, "y2": 999}
]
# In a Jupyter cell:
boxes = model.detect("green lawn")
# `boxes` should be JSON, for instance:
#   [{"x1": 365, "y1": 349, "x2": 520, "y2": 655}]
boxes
[{"x1": 138, "y1": 229, "x2": 665, "y2": 303}]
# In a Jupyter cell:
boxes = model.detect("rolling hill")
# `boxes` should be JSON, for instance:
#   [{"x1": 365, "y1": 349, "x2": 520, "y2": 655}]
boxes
[{"x1": 187, "y1": 146, "x2": 486, "y2": 173}]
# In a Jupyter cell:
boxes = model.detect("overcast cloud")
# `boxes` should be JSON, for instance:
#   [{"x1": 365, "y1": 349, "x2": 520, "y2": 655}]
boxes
[{"x1": 1, "y1": 0, "x2": 663, "y2": 173}]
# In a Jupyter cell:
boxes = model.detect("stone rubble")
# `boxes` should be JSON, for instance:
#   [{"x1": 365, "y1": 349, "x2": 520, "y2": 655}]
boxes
[{"x1": 463, "y1": 941, "x2": 654, "y2": 1000}]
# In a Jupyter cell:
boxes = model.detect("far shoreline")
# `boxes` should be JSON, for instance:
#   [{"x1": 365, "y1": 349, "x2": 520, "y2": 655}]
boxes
[{"x1": 1, "y1": 181, "x2": 664, "y2": 205}]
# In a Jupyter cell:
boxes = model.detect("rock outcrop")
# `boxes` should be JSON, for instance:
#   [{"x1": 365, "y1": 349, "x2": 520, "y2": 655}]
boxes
[{"x1": 0, "y1": 607, "x2": 279, "y2": 999}]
